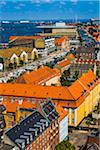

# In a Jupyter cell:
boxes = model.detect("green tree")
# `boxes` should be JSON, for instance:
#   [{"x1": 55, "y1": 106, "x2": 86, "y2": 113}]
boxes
[
  {"x1": 85, "y1": 118, "x2": 91, "y2": 128},
  {"x1": 45, "y1": 63, "x2": 54, "y2": 69},
  {"x1": 55, "y1": 140, "x2": 76, "y2": 150},
  {"x1": 60, "y1": 69, "x2": 72, "y2": 86},
  {"x1": 63, "y1": 68, "x2": 70, "y2": 78},
  {"x1": 74, "y1": 71, "x2": 79, "y2": 80}
]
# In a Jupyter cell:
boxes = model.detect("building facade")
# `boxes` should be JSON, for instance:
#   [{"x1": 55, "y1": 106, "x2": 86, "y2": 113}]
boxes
[
  {"x1": 0, "y1": 70, "x2": 99, "y2": 128},
  {"x1": 4, "y1": 109, "x2": 59, "y2": 150}
]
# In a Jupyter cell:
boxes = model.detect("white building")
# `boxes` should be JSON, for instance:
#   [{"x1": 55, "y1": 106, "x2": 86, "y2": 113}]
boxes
[
  {"x1": 97, "y1": 50, "x2": 100, "y2": 61},
  {"x1": 37, "y1": 38, "x2": 56, "y2": 57},
  {"x1": 56, "y1": 105, "x2": 68, "y2": 142}
]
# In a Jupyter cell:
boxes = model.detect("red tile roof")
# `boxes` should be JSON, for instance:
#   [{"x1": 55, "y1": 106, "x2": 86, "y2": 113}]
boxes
[
  {"x1": 55, "y1": 37, "x2": 66, "y2": 46},
  {"x1": 58, "y1": 59, "x2": 70, "y2": 67},
  {"x1": 2, "y1": 99, "x2": 36, "y2": 113},
  {"x1": 56, "y1": 104, "x2": 68, "y2": 121},
  {"x1": 0, "y1": 84, "x2": 74, "y2": 101},
  {"x1": 16, "y1": 66, "x2": 61, "y2": 85},
  {"x1": 9, "y1": 36, "x2": 45, "y2": 43},
  {"x1": 0, "y1": 70, "x2": 99, "y2": 110}
]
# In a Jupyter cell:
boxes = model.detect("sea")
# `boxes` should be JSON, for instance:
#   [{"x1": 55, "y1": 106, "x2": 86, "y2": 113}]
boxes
[{"x1": 0, "y1": 19, "x2": 90, "y2": 44}]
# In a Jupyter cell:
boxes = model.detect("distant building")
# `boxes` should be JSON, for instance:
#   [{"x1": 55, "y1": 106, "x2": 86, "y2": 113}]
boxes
[
  {"x1": 70, "y1": 63, "x2": 94, "y2": 77},
  {"x1": 76, "y1": 46, "x2": 96, "y2": 60},
  {"x1": 0, "y1": 47, "x2": 38, "y2": 68},
  {"x1": 90, "y1": 18, "x2": 100, "y2": 26},
  {"x1": 9, "y1": 36, "x2": 56, "y2": 57},
  {"x1": 55, "y1": 59, "x2": 71, "y2": 73},
  {"x1": 55, "y1": 36, "x2": 70, "y2": 51},
  {"x1": 37, "y1": 23, "x2": 78, "y2": 38}
]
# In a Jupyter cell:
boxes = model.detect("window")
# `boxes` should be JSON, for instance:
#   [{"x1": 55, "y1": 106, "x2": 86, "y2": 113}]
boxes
[
  {"x1": 72, "y1": 118, "x2": 74, "y2": 123},
  {"x1": 3, "y1": 96, "x2": 7, "y2": 100},
  {"x1": 0, "y1": 96, "x2": 3, "y2": 103},
  {"x1": 32, "y1": 98, "x2": 36, "y2": 104},
  {"x1": 72, "y1": 109, "x2": 74, "y2": 114},
  {"x1": 26, "y1": 98, "x2": 30, "y2": 102},
  {"x1": 10, "y1": 97, "x2": 14, "y2": 103}
]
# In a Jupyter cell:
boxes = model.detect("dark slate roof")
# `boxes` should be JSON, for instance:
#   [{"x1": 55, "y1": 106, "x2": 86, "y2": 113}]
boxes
[
  {"x1": 5, "y1": 110, "x2": 50, "y2": 150},
  {"x1": 0, "y1": 114, "x2": 6, "y2": 129},
  {"x1": 42, "y1": 100, "x2": 59, "y2": 122},
  {"x1": 0, "y1": 105, "x2": 6, "y2": 113},
  {"x1": 70, "y1": 64, "x2": 94, "y2": 70},
  {"x1": 76, "y1": 46, "x2": 95, "y2": 53},
  {"x1": 19, "y1": 108, "x2": 36, "y2": 112}
]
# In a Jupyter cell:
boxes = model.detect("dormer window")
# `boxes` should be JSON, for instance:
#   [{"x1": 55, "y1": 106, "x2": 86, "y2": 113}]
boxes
[
  {"x1": 0, "y1": 96, "x2": 3, "y2": 103},
  {"x1": 26, "y1": 98, "x2": 30, "y2": 102},
  {"x1": 87, "y1": 84, "x2": 90, "y2": 87},
  {"x1": 96, "y1": 77, "x2": 98, "y2": 81},
  {"x1": 32, "y1": 99, "x2": 36, "y2": 104},
  {"x1": 90, "y1": 82, "x2": 93, "y2": 86},
  {"x1": 10, "y1": 97, "x2": 14, "y2": 103}
]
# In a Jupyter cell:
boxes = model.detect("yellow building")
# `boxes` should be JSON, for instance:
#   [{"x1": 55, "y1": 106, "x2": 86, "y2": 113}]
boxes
[
  {"x1": 0, "y1": 47, "x2": 38, "y2": 68},
  {"x1": 68, "y1": 70, "x2": 100, "y2": 126}
]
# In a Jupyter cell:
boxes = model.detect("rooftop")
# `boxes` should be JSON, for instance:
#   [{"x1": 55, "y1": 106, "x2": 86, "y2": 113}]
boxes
[
  {"x1": 41, "y1": 100, "x2": 59, "y2": 122},
  {"x1": 76, "y1": 46, "x2": 95, "y2": 53},
  {"x1": 58, "y1": 59, "x2": 70, "y2": 68},
  {"x1": 16, "y1": 66, "x2": 61, "y2": 85},
  {"x1": 0, "y1": 84, "x2": 74, "y2": 101},
  {"x1": 9, "y1": 36, "x2": 45, "y2": 43},
  {"x1": 56, "y1": 104, "x2": 68, "y2": 121},
  {"x1": 0, "y1": 70, "x2": 99, "y2": 108},
  {"x1": 5, "y1": 110, "x2": 50, "y2": 149},
  {"x1": 37, "y1": 25, "x2": 77, "y2": 29},
  {"x1": 0, "y1": 47, "x2": 33, "y2": 59}
]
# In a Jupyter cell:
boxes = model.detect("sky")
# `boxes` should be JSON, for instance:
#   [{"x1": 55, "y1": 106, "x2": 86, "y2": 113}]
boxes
[{"x1": 0, "y1": 0, "x2": 99, "y2": 20}]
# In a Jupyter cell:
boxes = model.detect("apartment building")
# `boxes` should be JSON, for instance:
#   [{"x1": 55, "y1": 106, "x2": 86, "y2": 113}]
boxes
[
  {"x1": 55, "y1": 59, "x2": 70, "y2": 73},
  {"x1": 9, "y1": 36, "x2": 56, "y2": 57},
  {"x1": 76, "y1": 46, "x2": 96, "y2": 60},
  {"x1": 37, "y1": 23, "x2": 78, "y2": 38},
  {"x1": 56, "y1": 104, "x2": 68, "y2": 142},
  {"x1": 0, "y1": 70, "x2": 99, "y2": 127},
  {"x1": 0, "y1": 47, "x2": 38, "y2": 68},
  {"x1": 4, "y1": 109, "x2": 59, "y2": 150},
  {"x1": 55, "y1": 36, "x2": 70, "y2": 51}
]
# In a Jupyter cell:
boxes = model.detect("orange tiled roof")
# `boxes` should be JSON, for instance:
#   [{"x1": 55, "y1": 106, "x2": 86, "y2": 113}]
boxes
[
  {"x1": 68, "y1": 54, "x2": 75, "y2": 60},
  {"x1": 58, "y1": 59, "x2": 70, "y2": 67},
  {"x1": 68, "y1": 79, "x2": 89, "y2": 100},
  {"x1": 68, "y1": 70, "x2": 98, "y2": 99},
  {"x1": 55, "y1": 37, "x2": 66, "y2": 45},
  {"x1": 2, "y1": 99, "x2": 36, "y2": 113},
  {"x1": 56, "y1": 104, "x2": 68, "y2": 121},
  {"x1": 0, "y1": 70, "x2": 99, "y2": 109},
  {"x1": 0, "y1": 83, "x2": 74, "y2": 101},
  {"x1": 79, "y1": 70, "x2": 98, "y2": 91},
  {"x1": 16, "y1": 66, "x2": 61, "y2": 85},
  {"x1": 9, "y1": 36, "x2": 45, "y2": 42}
]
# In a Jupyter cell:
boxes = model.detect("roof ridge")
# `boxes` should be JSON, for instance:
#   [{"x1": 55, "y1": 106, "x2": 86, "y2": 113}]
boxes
[{"x1": 66, "y1": 87, "x2": 75, "y2": 100}]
